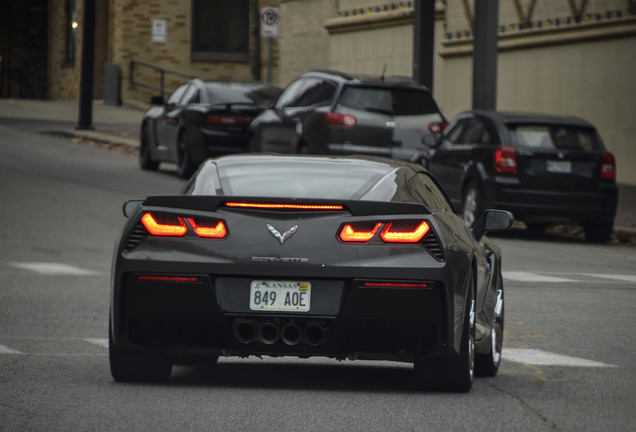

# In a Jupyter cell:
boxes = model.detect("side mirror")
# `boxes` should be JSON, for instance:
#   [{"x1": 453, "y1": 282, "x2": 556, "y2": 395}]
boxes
[
  {"x1": 150, "y1": 95, "x2": 165, "y2": 105},
  {"x1": 122, "y1": 199, "x2": 143, "y2": 217},
  {"x1": 472, "y1": 209, "x2": 515, "y2": 241}
]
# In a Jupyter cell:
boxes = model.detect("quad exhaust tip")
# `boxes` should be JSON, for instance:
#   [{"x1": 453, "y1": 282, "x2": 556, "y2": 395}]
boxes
[{"x1": 232, "y1": 319, "x2": 327, "y2": 346}]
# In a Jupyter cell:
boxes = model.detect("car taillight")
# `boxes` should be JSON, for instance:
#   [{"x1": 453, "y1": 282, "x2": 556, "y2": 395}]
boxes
[
  {"x1": 206, "y1": 115, "x2": 253, "y2": 126},
  {"x1": 380, "y1": 221, "x2": 430, "y2": 243},
  {"x1": 141, "y1": 213, "x2": 188, "y2": 236},
  {"x1": 339, "y1": 220, "x2": 431, "y2": 244},
  {"x1": 140, "y1": 213, "x2": 227, "y2": 238},
  {"x1": 363, "y1": 281, "x2": 428, "y2": 288},
  {"x1": 324, "y1": 112, "x2": 356, "y2": 127},
  {"x1": 428, "y1": 121, "x2": 448, "y2": 134},
  {"x1": 600, "y1": 151, "x2": 616, "y2": 180},
  {"x1": 187, "y1": 218, "x2": 228, "y2": 238},
  {"x1": 137, "y1": 275, "x2": 200, "y2": 282},
  {"x1": 495, "y1": 146, "x2": 518, "y2": 174},
  {"x1": 339, "y1": 223, "x2": 382, "y2": 242}
]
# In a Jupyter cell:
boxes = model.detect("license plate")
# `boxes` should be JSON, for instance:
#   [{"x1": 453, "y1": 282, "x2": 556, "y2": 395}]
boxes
[
  {"x1": 249, "y1": 280, "x2": 311, "y2": 312},
  {"x1": 546, "y1": 160, "x2": 572, "y2": 173}
]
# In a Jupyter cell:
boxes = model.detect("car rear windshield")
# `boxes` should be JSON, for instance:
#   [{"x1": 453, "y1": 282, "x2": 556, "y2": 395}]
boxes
[
  {"x1": 507, "y1": 124, "x2": 601, "y2": 151},
  {"x1": 204, "y1": 84, "x2": 266, "y2": 105},
  {"x1": 215, "y1": 160, "x2": 392, "y2": 199},
  {"x1": 338, "y1": 86, "x2": 439, "y2": 116}
]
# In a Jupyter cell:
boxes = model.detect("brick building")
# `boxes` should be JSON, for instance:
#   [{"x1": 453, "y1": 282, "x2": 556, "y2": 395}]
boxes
[{"x1": 0, "y1": 0, "x2": 634, "y2": 184}]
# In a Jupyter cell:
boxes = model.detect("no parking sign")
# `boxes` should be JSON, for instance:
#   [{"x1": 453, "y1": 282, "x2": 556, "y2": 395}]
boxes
[{"x1": 260, "y1": 7, "x2": 280, "y2": 38}]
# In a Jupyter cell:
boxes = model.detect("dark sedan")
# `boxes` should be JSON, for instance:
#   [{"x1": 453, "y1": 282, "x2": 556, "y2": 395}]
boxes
[
  {"x1": 427, "y1": 110, "x2": 618, "y2": 242},
  {"x1": 139, "y1": 79, "x2": 282, "y2": 178},
  {"x1": 109, "y1": 154, "x2": 513, "y2": 392}
]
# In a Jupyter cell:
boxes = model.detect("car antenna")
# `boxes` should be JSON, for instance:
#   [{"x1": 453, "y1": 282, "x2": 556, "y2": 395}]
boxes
[{"x1": 381, "y1": 64, "x2": 387, "y2": 82}]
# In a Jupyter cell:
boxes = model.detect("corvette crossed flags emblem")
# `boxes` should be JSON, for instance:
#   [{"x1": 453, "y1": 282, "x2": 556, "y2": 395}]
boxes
[{"x1": 267, "y1": 224, "x2": 298, "y2": 244}]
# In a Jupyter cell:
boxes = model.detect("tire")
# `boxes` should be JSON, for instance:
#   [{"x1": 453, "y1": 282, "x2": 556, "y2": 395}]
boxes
[
  {"x1": 176, "y1": 132, "x2": 196, "y2": 179},
  {"x1": 415, "y1": 276, "x2": 475, "y2": 392},
  {"x1": 109, "y1": 318, "x2": 172, "y2": 382},
  {"x1": 139, "y1": 124, "x2": 159, "y2": 171},
  {"x1": 475, "y1": 283, "x2": 504, "y2": 377},
  {"x1": 462, "y1": 182, "x2": 483, "y2": 228},
  {"x1": 296, "y1": 143, "x2": 309, "y2": 154},
  {"x1": 583, "y1": 218, "x2": 614, "y2": 243}
]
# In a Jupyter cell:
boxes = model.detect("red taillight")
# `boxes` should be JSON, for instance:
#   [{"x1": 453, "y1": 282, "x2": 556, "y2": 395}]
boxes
[
  {"x1": 428, "y1": 121, "x2": 448, "y2": 134},
  {"x1": 137, "y1": 275, "x2": 200, "y2": 282},
  {"x1": 141, "y1": 213, "x2": 187, "y2": 236},
  {"x1": 495, "y1": 146, "x2": 518, "y2": 174},
  {"x1": 206, "y1": 115, "x2": 253, "y2": 126},
  {"x1": 600, "y1": 151, "x2": 616, "y2": 180},
  {"x1": 225, "y1": 202, "x2": 344, "y2": 211},
  {"x1": 363, "y1": 281, "x2": 428, "y2": 288},
  {"x1": 324, "y1": 112, "x2": 356, "y2": 127},
  {"x1": 339, "y1": 220, "x2": 432, "y2": 243},
  {"x1": 339, "y1": 223, "x2": 382, "y2": 242},
  {"x1": 187, "y1": 218, "x2": 227, "y2": 238},
  {"x1": 380, "y1": 221, "x2": 430, "y2": 243}
]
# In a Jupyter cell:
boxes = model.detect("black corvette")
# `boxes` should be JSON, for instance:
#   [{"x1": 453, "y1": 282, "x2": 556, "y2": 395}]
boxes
[
  {"x1": 109, "y1": 154, "x2": 513, "y2": 392},
  {"x1": 139, "y1": 79, "x2": 282, "y2": 178}
]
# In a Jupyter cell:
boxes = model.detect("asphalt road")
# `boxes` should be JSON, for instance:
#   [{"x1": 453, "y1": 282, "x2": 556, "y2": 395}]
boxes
[{"x1": 1, "y1": 124, "x2": 635, "y2": 431}]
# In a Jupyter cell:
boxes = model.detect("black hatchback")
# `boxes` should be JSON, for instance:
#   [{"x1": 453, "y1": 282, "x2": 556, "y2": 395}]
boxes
[
  {"x1": 426, "y1": 110, "x2": 618, "y2": 242},
  {"x1": 248, "y1": 70, "x2": 447, "y2": 164}
]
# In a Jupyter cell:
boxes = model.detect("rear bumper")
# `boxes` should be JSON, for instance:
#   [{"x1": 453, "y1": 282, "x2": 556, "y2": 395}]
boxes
[
  {"x1": 484, "y1": 177, "x2": 618, "y2": 224},
  {"x1": 112, "y1": 272, "x2": 449, "y2": 363},
  {"x1": 200, "y1": 129, "x2": 249, "y2": 156}
]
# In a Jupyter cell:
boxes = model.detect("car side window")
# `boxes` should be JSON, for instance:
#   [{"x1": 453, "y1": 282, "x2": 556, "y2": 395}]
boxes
[
  {"x1": 440, "y1": 120, "x2": 465, "y2": 146},
  {"x1": 166, "y1": 83, "x2": 190, "y2": 105},
  {"x1": 459, "y1": 118, "x2": 487, "y2": 144},
  {"x1": 292, "y1": 78, "x2": 336, "y2": 107}
]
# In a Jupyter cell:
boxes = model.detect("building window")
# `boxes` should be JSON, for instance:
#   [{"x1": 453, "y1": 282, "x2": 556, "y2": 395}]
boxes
[
  {"x1": 192, "y1": 0, "x2": 249, "y2": 61},
  {"x1": 65, "y1": 0, "x2": 77, "y2": 63}
]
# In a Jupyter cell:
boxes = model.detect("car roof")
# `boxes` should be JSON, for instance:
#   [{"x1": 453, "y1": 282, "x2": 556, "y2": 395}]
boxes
[
  {"x1": 301, "y1": 69, "x2": 430, "y2": 90},
  {"x1": 462, "y1": 109, "x2": 595, "y2": 128}
]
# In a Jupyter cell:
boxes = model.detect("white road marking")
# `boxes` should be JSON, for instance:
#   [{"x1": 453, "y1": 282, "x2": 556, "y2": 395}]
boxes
[
  {"x1": 0, "y1": 344, "x2": 22, "y2": 354},
  {"x1": 583, "y1": 274, "x2": 636, "y2": 283},
  {"x1": 9, "y1": 262, "x2": 99, "y2": 276},
  {"x1": 503, "y1": 271, "x2": 577, "y2": 283},
  {"x1": 504, "y1": 348, "x2": 616, "y2": 367},
  {"x1": 84, "y1": 338, "x2": 108, "y2": 348}
]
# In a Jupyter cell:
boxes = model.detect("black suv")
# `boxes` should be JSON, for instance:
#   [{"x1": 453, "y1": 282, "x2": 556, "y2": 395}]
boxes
[
  {"x1": 426, "y1": 110, "x2": 618, "y2": 242},
  {"x1": 248, "y1": 70, "x2": 446, "y2": 164}
]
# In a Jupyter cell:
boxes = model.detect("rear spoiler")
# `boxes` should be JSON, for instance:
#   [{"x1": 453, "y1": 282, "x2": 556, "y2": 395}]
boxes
[{"x1": 129, "y1": 195, "x2": 431, "y2": 217}]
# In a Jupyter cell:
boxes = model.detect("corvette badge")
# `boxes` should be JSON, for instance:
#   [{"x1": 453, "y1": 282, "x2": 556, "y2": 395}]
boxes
[{"x1": 267, "y1": 224, "x2": 298, "y2": 244}]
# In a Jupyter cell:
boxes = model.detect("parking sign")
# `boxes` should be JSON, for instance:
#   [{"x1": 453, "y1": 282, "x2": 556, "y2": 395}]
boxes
[{"x1": 260, "y1": 8, "x2": 280, "y2": 38}]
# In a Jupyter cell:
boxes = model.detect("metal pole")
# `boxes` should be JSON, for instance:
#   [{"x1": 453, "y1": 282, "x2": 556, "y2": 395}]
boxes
[
  {"x1": 472, "y1": 0, "x2": 499, "y2": 110},
  {"x1": 266, "y1": 38, "x2": 273, "y2": 84},
  {"x1": 76, "y1": 0, "x2": 96, "y2": 130},
  {"x1": 412, "y1": 0, "x2": 436, "y2": 91}
]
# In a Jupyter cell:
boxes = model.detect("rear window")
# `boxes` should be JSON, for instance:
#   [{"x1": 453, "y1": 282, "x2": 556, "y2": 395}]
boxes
[
  {"x1": 508, "y1": 124, "x2": 601, "y2": 151},
  {"x1": 338, "y1": 86, "x2": 439, "y2": 116},
  {"x1": 214, "y1": 160, "x2": 392, "y2": 199},
  {"x1": 204, "y1": 84, "x2": 271, "y2": 106}
]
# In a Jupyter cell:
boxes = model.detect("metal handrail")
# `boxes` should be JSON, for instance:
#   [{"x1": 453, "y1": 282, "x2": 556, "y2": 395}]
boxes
[{"x1": 129, "y1": 60, "x2": 195, "y2": 97}]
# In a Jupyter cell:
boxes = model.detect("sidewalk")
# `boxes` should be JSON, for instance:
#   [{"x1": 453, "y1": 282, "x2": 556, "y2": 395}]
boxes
[
  {"x1": 0, "y1": 98, "x2": 634, "y2": 236},
  {"x1": 0, "y1": 98, "x2": 145, "y2": 148}
]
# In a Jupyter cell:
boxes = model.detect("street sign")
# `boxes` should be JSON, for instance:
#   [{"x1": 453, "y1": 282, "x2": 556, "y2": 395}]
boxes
[{"x1": 260, "y1": 7, "x2": 280, "y2": 38}]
